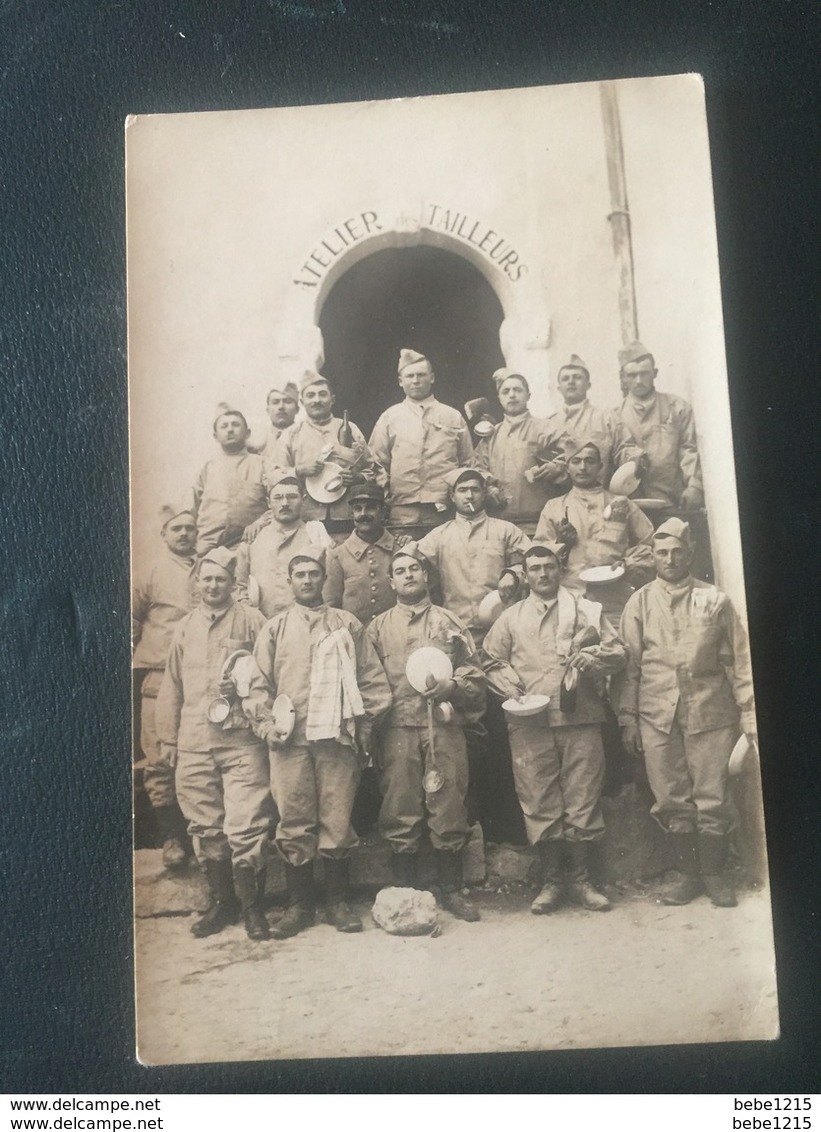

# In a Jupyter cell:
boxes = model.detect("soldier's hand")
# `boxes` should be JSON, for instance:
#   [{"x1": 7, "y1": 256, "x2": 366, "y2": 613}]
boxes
[
  {"x1": 425, "y1": 677, "x2": 457, "y2": 703},
  {"x1": 335, "y1": 467, "x2": 358, "y2": 486},
  {"x1": 217, "y1": 677, "x2": 235, "y2": 697},
  {"x1": 744, "y1": 728, "x2": 759, "y2": 753},
  {"x1": 159, "y1": 743, "x2": 178, "y2": 770},
  {"x1": 297, "y1": 459, "x2": 324, "y2": 478},
  {"x1": 497, "y1": 571, "x2": 519, "y2": 603},
  {"x1": 568, "y1": 649, "x2": 598, "y2": 675},
  {"x1": 620, "y1": 721, "x2": 643, "y2": 758}
]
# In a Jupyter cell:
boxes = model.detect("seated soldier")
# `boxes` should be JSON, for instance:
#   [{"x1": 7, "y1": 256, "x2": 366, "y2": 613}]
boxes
[
  {"x1": 192, "y1": 403, "x2": 268, "y2": 558},
  {"x1": 323, "y1": 482, "x2": 411, "y2": 626},
  {"x1": 534, "y1": 438, "x2": 655, "y2": 621},
  {"x1": 235, "y1": 472, "x2": 333, "y2": 618}
]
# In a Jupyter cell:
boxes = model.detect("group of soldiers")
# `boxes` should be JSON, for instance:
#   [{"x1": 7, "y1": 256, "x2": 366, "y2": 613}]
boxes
[{"x1": 132, "y1": 342, "x2": 756, "y2": 944}]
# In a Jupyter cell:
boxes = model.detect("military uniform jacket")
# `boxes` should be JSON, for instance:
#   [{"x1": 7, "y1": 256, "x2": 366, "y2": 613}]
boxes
[
  {"x1": 367, "y1": 600, "x2": 486, "y2": 729},
  {"x1": 132, "y1": 548, "x2": 198, "y2": 671},
  {"x1": 280, "y1": 416, "x2": 385, "y2": 523},
  {"x1": 473, "y1": 412, "x2": 563, "y2": 524},
  {"x1": 617, "y1": 391, "x2": 703, "y2": 506},
  {"x1": 415, "y1": 513, "x2": 531, "y2": 636},
  {"x1": 368, "y1": 396, "x2": 473, "y2": 508},
  {"x1": 543, "y1": 399, "x2": 643, "y2": 493},
  {"x1": 482, "y1": 589, "x2": 627, "y2": 728},
  {"x1": 323, "y1": 528, "x2": 410, "y2": 625},
  {"x1": 534, "y1": 486, "x2": 655, "y2": 593},
  {"x1": 156, "y1": 600, "x2": 268, "y2": 753},
  {"x1": 616, "y1": 576, "x2": 755, "y2": 736},
  {"x1": 244, "y1": 603, "x2": 392, "y2": 748},
  {"x1": 193, "y1": 449, "x2": 268, "y2": 556},
  {"x1": 235, "y1": 518, "x2": 333, "y2": 619}
]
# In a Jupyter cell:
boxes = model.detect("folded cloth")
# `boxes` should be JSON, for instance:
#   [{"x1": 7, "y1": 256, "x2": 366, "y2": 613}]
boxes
[{"x1": 305, "y1": 627, "x2": 365, "y2": 744}]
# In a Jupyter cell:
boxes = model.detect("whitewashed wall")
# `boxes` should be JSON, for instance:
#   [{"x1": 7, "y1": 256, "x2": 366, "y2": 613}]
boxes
[{"x1": 128, "y1": 75, "x2": 746, "y2": 616}]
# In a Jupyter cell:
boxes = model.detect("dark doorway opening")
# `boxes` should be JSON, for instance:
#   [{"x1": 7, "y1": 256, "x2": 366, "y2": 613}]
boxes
[{"x1": 318, "y1": 245, "x2": 506, "y2": 438}]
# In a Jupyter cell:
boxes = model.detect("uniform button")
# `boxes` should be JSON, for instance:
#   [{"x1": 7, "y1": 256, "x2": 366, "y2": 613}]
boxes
[{"x1": 371, "y1": 584, "x2": 377, "y2": 590}]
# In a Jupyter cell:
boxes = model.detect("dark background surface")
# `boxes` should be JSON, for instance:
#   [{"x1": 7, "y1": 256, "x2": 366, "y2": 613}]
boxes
[{"x1": 1, "y1": 0, "x2": 819, "y2": 1095}]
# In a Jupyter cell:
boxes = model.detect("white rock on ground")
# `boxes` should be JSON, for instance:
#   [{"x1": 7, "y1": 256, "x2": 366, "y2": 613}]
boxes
[{"x1": 371, "y1": 887, "x2": 439, "y2": 935}]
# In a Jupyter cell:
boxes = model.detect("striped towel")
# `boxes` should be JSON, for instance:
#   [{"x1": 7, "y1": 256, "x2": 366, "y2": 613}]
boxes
[{"x1": 305, "y1": 627, "x2": 365, "y2": 744}]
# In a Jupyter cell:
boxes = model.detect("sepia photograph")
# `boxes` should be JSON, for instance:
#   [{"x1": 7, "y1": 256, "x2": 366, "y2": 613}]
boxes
[{"x1": 127, "y1": 74, "x2": 778, "y2": 1066}]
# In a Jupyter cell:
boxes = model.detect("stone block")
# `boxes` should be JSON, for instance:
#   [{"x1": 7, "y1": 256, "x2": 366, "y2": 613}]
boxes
[
  {"x1": 485, "y1": 843, "x2": 536, "y2": 883},
  {"x1": 600, "y1": 782, "x2": 668, "y2": 884},
  {"x1": 371, "y1": 888, "x2": 439, "y2": 935}
]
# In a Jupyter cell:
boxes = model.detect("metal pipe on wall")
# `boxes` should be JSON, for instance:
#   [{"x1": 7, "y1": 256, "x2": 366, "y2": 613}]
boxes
[{"x1": 600, "y1": 81, "x2": 639, "y2": 347}]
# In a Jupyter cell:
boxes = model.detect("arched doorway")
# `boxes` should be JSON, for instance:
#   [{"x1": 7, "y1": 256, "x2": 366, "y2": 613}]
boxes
[{"x1": 317, "y1": 245, "x2": 506, "y2": 437}]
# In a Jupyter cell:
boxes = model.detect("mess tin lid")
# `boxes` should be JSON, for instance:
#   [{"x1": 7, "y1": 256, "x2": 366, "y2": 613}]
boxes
[
  {"x1": 579, "y1": 564, "x2": 625, "y2": 584},
  {"x1": 609, "y1": 460, "x2": 641, "y2": 496},
  {"x1": 405, "y1": 647, "x2": 454, "y2": 694},
  {"x1": 305, "y1": 461, "x2": 347, "y2": 503},
  {"x1": 477, "y1": 589, "x2": 504, "y2": 627},
  {"x1": 272, "y1": 694, "x2": 296, "y2": 741},
  {"x1": 502, "y1": 693, "x2": 551, "y2": 717},
  {"x1": 728, "y1": 734, "x2": 750, "y2": 776}
]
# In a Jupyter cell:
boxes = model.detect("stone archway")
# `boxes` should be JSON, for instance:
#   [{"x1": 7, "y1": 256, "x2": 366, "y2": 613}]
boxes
[
  {"x1": 276, "y1": 208, "x2": 554, "y2": 415},
  {"x1": 317, "y1": 245, "x2": 506, "y2": 438}
]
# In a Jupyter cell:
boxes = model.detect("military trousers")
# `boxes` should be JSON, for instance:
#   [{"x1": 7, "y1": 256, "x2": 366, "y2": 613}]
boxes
[
  {"x1": 139, "y1": 669, "x2": 176, "y2": 809},
  {"x1": 377, "y1": 725, "x2": 470, "y2": 853},
  {"x1": 269, "y1": 740, "x2": 361, "y2": 866},
  {"x1": 175, "y1": 744, "x2": 273, "y2": 866},
  {"x1": 640, "y1": 708, "x2": 737, "y2": 836},
  {"x1": 507, "y1": 722, "x2": 606, "y2": 844}
]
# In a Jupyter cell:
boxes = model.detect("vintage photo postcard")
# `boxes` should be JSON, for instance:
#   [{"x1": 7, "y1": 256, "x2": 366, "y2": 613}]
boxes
[{"x1": 127, "y1": 74, "x2": 778, "y2": 1065}]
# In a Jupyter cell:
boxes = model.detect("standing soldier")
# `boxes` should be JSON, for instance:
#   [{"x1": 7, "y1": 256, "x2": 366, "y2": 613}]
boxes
[
  {"x1": 243, "y1": 555, "x2": 392, "y2": 937},
  {"x1": 474, "y1": 369, "x2": 568, "y2": 535},
  {"x1": 483, "y1": 544, "x2": 628, "y2": 913},
  {"x1": 252, "y1": 381, "x2": 300, "y2": 485},
  {"x1": 543, "y1": 354, "x2": 645, "y2": 495},
  {"x1": 534, "y1": 439, "x2": 655, "y2": 621},
  {"x1": 368, "y1": 550, "x2": 486, "y2": 921},
  {"x1": 234, "y1": 472, "x2": 333, "y2": 618},
  {"x1": 323, "y1": 483, "x2": 411, "y2": 626},
  {"x1": 155, "y1": 548, "x2": 275, "y2": 941},
  {"x1": 280, "y1": 371, "x2": 384, "y2": 536},
  {"x1": 132, "y1": 501, "x2": 199, "y2": 869},
  {"x1": 192, "y1": 403, "x2": 268, "y2": 558},
  {"x1": 616, "y1": 519, "x2": 757, "y2": 907},
  {"x1": 369, "y1": 349, "x2": 473, "y2": 538},
  {"x1": 615, "y1": 341, "x2": 704, "y2": 510}
]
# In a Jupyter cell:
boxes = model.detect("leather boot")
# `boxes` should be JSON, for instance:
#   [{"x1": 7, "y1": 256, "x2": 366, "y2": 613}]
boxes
[
  {"x1": 191, "y1": 858, "x2": 240, "y2": 938},
  {"x1": 531, "y1": 840, "x2": 564, "y2": 914},
  {"x1": 659, "y1": 832, "x2": 703, "y2": 905},
  {"x1": 390, "y1": 852, "x2": 419, "y2": 889},
  {"x1": 324, "y1": 857, "x2": 363, "y2": 933},
  {"x1": 269, "y1": 862, "x2": 316, "y2": 940},
  {"x1": 233, "y1": 863, "x2": 270, "y2": 941},
  {"x1": 434, "y1": 849, "x2": 480, "y2": 922},
  {"x1": 154, "y1": 803, "x2": 190, "y2": 870},
  {"x1": 698, "y1": 833, "x2": 737, "y2": 908},
  {"x1": 565, "y1": 841, "x2": 611, "y2": 911}
]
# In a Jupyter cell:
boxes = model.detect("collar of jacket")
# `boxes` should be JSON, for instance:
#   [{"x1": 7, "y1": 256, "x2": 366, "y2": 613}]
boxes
[
  {"x1": 394, "y1": 597, "x2": 432, "y2": 621},
  {"x1": 195, "y1": 599, "x2": 234, "y2": 625},
  {"x1": 347, "y1": 529, "x2": 395, "y2": 559}
]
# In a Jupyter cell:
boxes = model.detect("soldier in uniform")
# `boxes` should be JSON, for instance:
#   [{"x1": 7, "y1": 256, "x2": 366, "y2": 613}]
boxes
[
  {"x1": 280, "y1": 371, "x2": 383, "y2": 535},
  {"x1": 542, "y1": 354, "x2": 645, "y2": 495},
  {"x1": 235, "y1": 472, "x2": 333, "y2": 618},
  {"x1": 323, "y1": 482, "x2": 411, "y2": 626},
  {"x1": 132, "y1": 500, "x2": 199, "y2": 869},
  {"x1": 534, "y1": 438, "x2": 655, "y2": 622},
  {"x1": 252, "y1": 380, "x2": 300, "y2": 485},
  {"x1": 483, "y1": 543, "x2": 628, "y2": 913},
  {"x1": 369, "y1": 349, "x2": 473, "y2": 538},
  {"x1": 155, "y1": 547, "x2": 275, "y2": 941},
  {"x1": 192, "y1": 403, "x2": 268, "y2": 558},
  {"x1": 616, "y1": 518, "x2": 757, "y2": 907},
  {"x1": 615, "y1": 341, "x2": 704, "y2": 510},
  {"x1": 244, "y1": 555, "x2": 392, "y2": 937},
  {"x1": 367, "y1": 550, "x2": 486, "y2": 921},
  {"x1": 474, "y1": 368, "x2": 568, "y2": 535}
]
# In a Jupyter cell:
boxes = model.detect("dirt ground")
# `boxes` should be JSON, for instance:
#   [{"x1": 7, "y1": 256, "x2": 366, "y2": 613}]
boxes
[{"x1": 135, "y1": 883, "x2": 778, "y2": 1065}]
